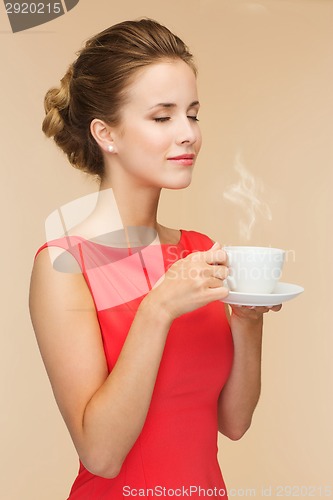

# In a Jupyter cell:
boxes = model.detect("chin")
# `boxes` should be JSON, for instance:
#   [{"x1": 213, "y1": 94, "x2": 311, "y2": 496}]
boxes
[
  {"x1": 165, "y1": 181, "x2": 192, "y2": 190},
  {"x1": 163, "y1": 174, "x2": 193, "y2": 190}
]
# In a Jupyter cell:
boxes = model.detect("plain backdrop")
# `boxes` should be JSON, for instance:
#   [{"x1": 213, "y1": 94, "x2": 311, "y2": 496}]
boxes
[{"x1": 1, "y1": 0, "x2": 332, "y2": 498}]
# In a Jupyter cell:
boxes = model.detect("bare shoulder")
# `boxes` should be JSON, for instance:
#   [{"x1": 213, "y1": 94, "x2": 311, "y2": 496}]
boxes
[
  {"x1": 29, "y1": 247, "x2": 108, "y2": 447},
  {"x1": 30, "y1": 246, "x2": 93, "y2": 310}
]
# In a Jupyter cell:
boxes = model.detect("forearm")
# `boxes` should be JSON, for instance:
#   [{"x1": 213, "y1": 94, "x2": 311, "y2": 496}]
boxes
[
  {"x1": 218, "y1": 313, "x2": 263, "y2": 440},
  {"x1": 79, "y1": 296, "x2": 172, "y2": 478}
]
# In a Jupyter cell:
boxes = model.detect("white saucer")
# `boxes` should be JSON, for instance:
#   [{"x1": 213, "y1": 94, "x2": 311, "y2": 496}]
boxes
[{"x1": 221, "y1": 282, "x2": 304, "y2": 307}]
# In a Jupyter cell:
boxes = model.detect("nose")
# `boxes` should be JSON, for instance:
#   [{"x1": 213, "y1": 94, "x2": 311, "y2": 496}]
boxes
[{"x1": 175, "y1": 116, "x2": 200, "y2": 146}]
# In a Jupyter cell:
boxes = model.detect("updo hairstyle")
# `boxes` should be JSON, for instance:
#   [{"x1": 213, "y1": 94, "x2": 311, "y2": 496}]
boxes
[{"x1": 42, "y1": 18, "x2": 196, "y2": 179}]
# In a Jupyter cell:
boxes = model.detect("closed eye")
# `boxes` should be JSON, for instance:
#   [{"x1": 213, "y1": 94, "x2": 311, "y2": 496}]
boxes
[
  {"x1": 154, "y1": 117, "x2": 170, "y2": 122},
  {"x1": 154, "y1": 116, "x2": 199, "y2": 123}
]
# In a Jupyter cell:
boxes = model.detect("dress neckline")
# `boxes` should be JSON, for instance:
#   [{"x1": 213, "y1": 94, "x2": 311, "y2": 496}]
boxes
[
  {"x1": 64, "y1": 229, "x2": 184, "y2": 249},
  {"x1": 161, "y1": 228, "x2": 183, "y2": 246}
]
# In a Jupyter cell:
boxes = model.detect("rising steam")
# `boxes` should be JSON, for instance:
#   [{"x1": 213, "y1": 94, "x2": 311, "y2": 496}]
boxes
[{"x1": 223, "y1": 152, "x2": 272, "y2": 240}]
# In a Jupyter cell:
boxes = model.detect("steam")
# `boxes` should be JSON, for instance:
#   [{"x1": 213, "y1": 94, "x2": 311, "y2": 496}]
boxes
[{"x1": 223, "y1": 152, "x2": 272, "y2": 240}]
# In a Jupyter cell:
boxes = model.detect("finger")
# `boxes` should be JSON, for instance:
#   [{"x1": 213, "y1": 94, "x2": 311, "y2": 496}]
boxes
[
  {"x1": 190, "y1": 246, "x2": 226, "y2": 264},
  {"x1": 210, "y1": 241, "x2": 221, "y2": 250},
  {"x1": 208, "y1": 276, "x2": 225, "y2": 289},
  {"x1": 241, "y1": 306, "x2": 269, "y2": 313},
  {"x1": 269, "y1": 304, "x2": 283, "y2": 312},
  {"x1": 211, "y1": 264, "x2": 229, "y2": 280},
  {"x1": 229, "y1": 304, "x2": 263, "y2": 318},
  {"x1": 204, "y1": 247, "x2": 227, "y2": 265},
  {"x1": 254, "y1": 306, "x2": 270, "y2": 313},
  {"x1": 246, "y1": 305, "x2": 282, "y2": 313},
  {"x1": 208, "y1": 285, "x2": 230, "y2": 299}
]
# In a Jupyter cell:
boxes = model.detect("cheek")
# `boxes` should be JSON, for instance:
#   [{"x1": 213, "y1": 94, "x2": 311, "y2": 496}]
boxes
[
  {"x1": 195, "y1": 131, "x2": 202, "y2": 153},
  {"x1": 136, "y1": 128, "x2": 170, "y2": 154},
  {"x1": 130, "y1": 125, "x2": 170, "y2": 153},
  {"x1": 197, "y1": 132, "x2": 203, "y2": 149}
]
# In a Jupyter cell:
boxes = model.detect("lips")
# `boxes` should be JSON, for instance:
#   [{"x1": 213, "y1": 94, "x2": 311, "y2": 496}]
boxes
[
  {"x1": 167, "y1": 154, "x2": 195, "y2": 166},
  {"x1": 168, "y1": 154, "x2": 195, "y2": 160}
]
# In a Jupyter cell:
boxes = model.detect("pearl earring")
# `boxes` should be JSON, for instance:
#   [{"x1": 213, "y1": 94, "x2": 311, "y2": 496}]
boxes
[{"x1": 107, "y1": 145, "x2": 114, "y2": 153}]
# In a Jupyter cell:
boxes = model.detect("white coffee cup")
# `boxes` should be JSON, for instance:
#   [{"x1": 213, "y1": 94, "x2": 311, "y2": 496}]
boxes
[{"x1": 223, "y1": 246, "x2": 285, "y2": 294}]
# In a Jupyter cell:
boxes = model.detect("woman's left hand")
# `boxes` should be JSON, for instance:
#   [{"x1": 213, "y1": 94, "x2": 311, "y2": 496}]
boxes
[
  {"x1": 219, "y1": 302, "x2": 282, "y2": 439},
  {"x1": 230, "y1": 304, "x2": 282, "y2": 321}
]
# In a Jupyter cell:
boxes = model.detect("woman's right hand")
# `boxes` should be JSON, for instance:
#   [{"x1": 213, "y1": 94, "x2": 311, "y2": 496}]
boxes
[{"x1": 145, "y1": 242, "x2": 230, "y2": 321}]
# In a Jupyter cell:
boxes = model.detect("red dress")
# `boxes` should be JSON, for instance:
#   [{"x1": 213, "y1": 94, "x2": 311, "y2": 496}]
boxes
[{"x1": 35, "y1": 229, "x2": 234, "y2": 498}]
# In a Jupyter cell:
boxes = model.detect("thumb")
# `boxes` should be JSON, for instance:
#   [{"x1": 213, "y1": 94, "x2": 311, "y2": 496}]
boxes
[{"x1": 211, "y1": 241, "x2": 221, "y2": 249}]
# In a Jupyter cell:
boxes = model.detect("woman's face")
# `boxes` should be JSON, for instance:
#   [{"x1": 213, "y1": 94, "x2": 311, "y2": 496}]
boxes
[{"x1": 110, "y1": 59, "x2": 202, "y2": 190}]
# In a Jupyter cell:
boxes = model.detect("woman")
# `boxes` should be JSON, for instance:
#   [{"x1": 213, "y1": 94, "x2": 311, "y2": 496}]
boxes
[{"x1": 29, "y1": 18, "x2": 281, "y2": 499}]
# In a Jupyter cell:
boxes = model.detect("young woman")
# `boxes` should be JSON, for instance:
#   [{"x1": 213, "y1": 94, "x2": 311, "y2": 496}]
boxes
[{"x1": 29, "y1": 18, "x2": 281, "y2": 499}]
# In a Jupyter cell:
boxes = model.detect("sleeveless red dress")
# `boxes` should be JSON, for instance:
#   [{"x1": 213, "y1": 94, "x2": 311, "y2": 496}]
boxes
[{"x1": 35, "y1": 229, "x2": 234, "y2": 499}]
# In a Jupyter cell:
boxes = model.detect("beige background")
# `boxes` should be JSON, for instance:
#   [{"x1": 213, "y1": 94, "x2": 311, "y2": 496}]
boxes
[{"x1": 1, "y1": 0, "x2": 332, "y2": 498}]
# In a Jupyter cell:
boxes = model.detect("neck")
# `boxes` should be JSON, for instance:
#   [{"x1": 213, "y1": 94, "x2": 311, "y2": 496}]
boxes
[
  {"x1": 100, "y1": 177, "x2": 161, "y2": 223},
  {"x1": 94, "y1": 177, "x2": 163, "y2": 245}
]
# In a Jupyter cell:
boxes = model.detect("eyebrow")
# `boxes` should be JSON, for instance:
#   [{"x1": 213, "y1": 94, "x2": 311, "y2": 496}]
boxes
[{"x1": 149, "y1": 101, "x2": 200, "y2": 110}]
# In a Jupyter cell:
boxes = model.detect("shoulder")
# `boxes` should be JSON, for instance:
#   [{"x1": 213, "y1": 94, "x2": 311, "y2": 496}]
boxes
[
  {"x1": 30, "y1": 241, "x2": 96, "y2": 342},
  {"x1": 180, "y1": 229, "x2": 214, "y2": 252},
  {"x1": 33, "y1": 236, "x2": 86, "y2": 274},
  {"x1": 30, "y1": 238, "x2": 92, "y2": 302}
]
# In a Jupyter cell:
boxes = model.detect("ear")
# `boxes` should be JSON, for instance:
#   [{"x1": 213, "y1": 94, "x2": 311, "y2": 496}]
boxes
[{"x1": 90, "y1": 119, "x2": 116, "y2": 153}]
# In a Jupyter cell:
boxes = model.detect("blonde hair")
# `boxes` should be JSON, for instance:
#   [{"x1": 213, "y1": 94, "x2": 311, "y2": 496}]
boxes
[{"x1": 42, "y1": 18, "x2": 197, "y2": 179}]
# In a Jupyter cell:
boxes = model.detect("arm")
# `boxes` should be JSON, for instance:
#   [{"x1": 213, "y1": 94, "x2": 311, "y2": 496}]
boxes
[
  {"x1": 218, "y1": 304, "x2": 281, "y2": 440},
  {"x1": 29, "y1": 248, "x2": 174, "y2": 479},
  {"x1": 29, "y1": 244, "x2": 228, "y2": 478}
]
